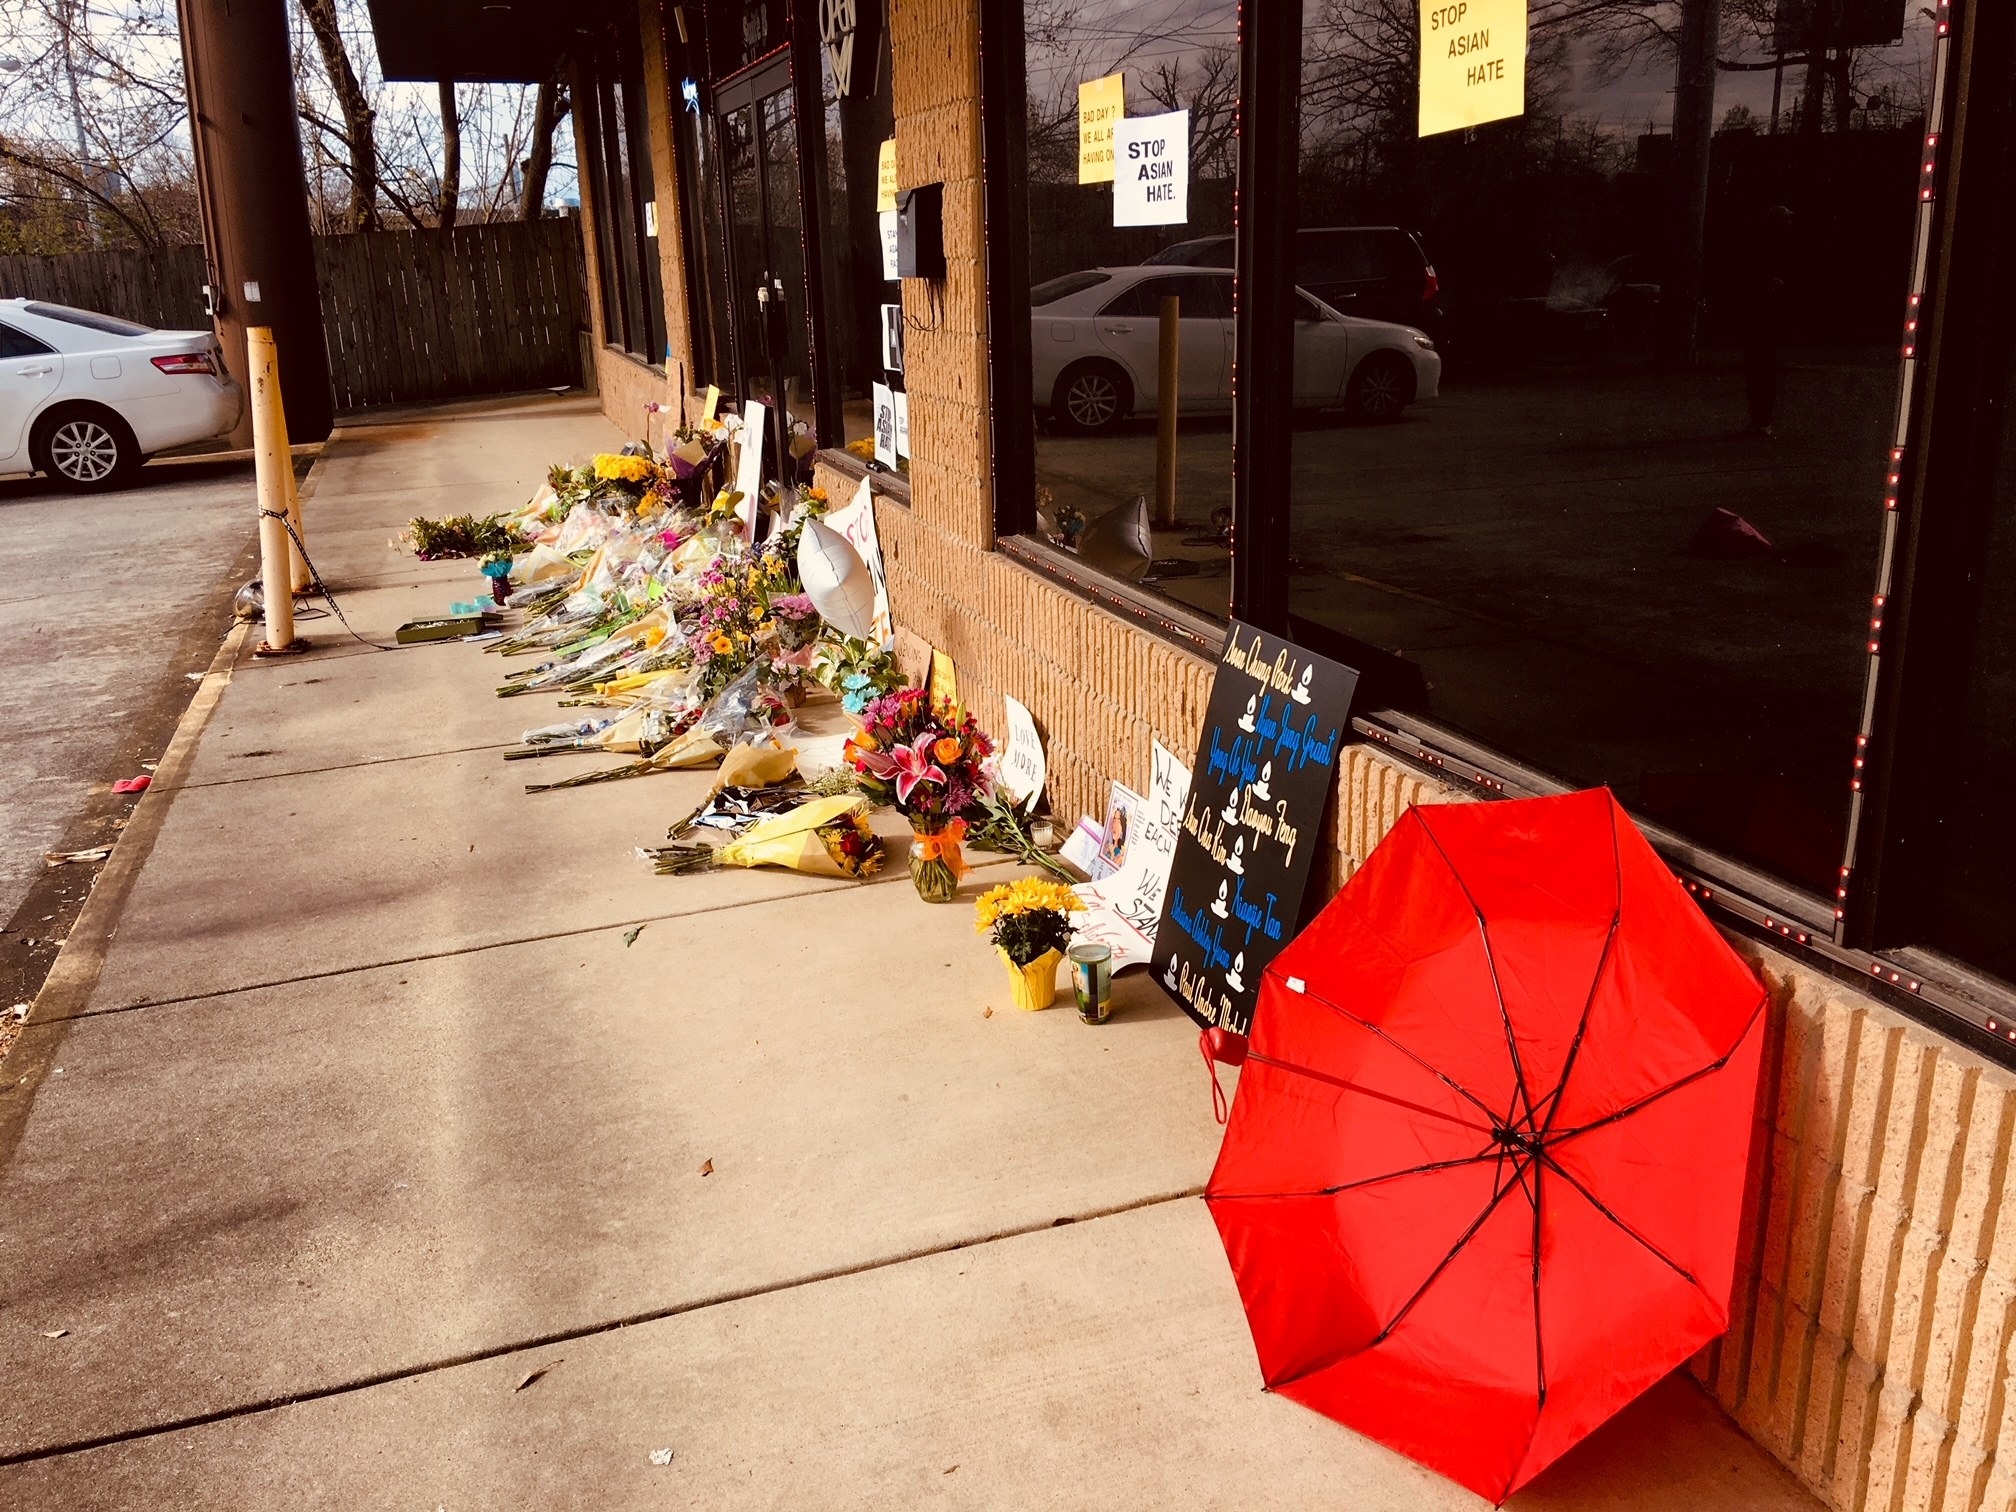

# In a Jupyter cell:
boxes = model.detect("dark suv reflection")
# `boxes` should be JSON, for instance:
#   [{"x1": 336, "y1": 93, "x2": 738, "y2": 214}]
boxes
[{"x1": 1143, "y1": 226, "x2": 1445, "y2": 345}]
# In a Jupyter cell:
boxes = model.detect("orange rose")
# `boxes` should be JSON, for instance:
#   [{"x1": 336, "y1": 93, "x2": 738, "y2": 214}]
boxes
[
  {"x1": 853, "y1": 731, "x2": 879, "y2": 753},
  {"x1": 934, "y1": 737, "x2": 963, "y2": 765}
]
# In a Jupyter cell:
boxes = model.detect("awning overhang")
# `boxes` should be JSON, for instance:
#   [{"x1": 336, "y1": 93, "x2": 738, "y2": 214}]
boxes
[{"x1": 365, "y1": 0, "x2": 615, "y2": 84}]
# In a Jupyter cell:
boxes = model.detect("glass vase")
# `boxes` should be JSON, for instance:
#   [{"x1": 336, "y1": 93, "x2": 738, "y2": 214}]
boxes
[{"x1": 907, "y1": 815, "x2": 964, "y2": 903}]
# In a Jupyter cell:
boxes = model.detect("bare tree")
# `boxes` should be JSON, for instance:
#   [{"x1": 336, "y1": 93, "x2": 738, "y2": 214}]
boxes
[
  {"x1": 0, "y1": 0, "x2": 198, "y2": 251},
  {"x1": 437, "y1": 79, "x2": 460, "y2": 228},
  {"x1": 296, "y1": 0, "x2": 379, "y2": 230},
  {"x1": 518, "y1": 72, "x2": 570, "y2": 220}
]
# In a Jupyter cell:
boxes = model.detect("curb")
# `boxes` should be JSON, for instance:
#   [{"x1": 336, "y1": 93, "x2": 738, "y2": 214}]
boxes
[{"x1": 0, "y1": 443, "x2": 337, "y2": 1166}]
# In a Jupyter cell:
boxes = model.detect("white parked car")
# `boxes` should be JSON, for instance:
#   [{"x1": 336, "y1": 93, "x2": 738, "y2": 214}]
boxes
[
  {"x1": 0, "y1": 299, "x2": 244, "y2": 490},
  {"x1": 1031, "y1": 266, "x2": 1440, "y2": 435}
]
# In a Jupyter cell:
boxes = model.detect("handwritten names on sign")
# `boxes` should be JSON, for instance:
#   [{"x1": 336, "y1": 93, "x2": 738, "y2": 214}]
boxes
[{"x1": 1151, "y1": 622, "x2": 1358, "y2": 1036}]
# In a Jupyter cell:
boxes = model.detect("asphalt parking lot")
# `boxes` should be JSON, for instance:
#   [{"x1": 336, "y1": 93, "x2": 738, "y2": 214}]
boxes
[
  {"x1": 1035, "y1": 346, "x2": 1897, "y2": 889},
  {"x1": 0, "y1": 456, "x2": 262, "y2": 1005}
]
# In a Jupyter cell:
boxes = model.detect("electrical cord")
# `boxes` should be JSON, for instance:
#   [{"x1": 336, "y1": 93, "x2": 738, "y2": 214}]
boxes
[{"x1": 257, "y1": 507, "x2": 398, "y2": 651}]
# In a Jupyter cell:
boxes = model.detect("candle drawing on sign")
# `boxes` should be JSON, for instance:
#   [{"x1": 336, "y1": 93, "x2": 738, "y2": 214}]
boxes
[
  {"x1": 1227, "y1": 835, "x2": 1245, "y2": 875},
  {"x1": 1251, "y1": 760, "x2": 1273, "y2": 802},
  {"x1": 1291, "y1": 665, "x2": 1314, "y2": 705},
  {"x1": 1222, "y1": 784, "x2": 1241, "y2": 827},
  {"x1": 1165, "y1": 956, "x2": 1181, "y2": 990},
  {"x1": 1210, "y1": 879, "x2": 1230, "y2": 919},
  {"x1": 1225, "y1": 952, "x2": 1245, "y2": 993},
  {"x1": 1237, "y1": 694, "x2": 1258, "y2": 733}
]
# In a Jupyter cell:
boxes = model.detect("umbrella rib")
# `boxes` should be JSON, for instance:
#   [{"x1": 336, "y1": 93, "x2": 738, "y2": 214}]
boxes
[
  {"x1": 1293, "y1": 981, "x2": 1503, "y2": 1129},
  {"x1": 1520, "y1": 1154, "x2": 1548, "y2": 1411},
  {"x1": 1241, "y1": 1048, "x2": 1493, "y2": 1133},
  {"x1": 1550, "y1": 991, "x2": 1769, "y2": 1146},
  {"x1": 1536, "y1": 801, "x2": 1625, "y2": 1137},
  {"x1": 1210, "y1": 1147, "x2": 1500, "y2": 1203},
  {"x1": 1268, "y1": 1154, "x2": 1531, "y2": 1393},
  {"x1": 1534, "y1": 910, "x2": 1621, "y2": 1139},
  {"x1": 1413, "y1": 816, "x2": 1536, "y2": 1128},
  {"x1": 1370, "y1": 1153, "x2": 1530, "y2": 1347},
  {"x1": 1538, "y1": 1150, "x2": 1699, "y2": 1287}
]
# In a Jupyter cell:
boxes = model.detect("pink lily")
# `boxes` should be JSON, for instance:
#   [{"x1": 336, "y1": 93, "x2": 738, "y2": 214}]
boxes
[{"x1": 888, "y1": 734, "x2": 947, "y2": 805}]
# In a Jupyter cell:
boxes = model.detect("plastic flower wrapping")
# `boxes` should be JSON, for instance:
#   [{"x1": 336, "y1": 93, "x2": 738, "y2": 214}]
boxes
[{"x1": 652, "y1": 793, "x2": 885, "y2": 879}]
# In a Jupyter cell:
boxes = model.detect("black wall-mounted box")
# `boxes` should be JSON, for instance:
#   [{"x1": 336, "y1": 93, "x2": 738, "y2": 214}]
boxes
[{"x1": 896, "y1": 184, "x2": 945, "y2": 281}]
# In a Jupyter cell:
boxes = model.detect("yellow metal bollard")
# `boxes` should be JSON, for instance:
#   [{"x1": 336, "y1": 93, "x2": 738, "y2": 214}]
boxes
[
  {"x1": 248, "y1": 327, "x2": 302, "y2": 654},
  {"x1": 1154, "y1": 294, "x2": 1181, "y2": 528}
]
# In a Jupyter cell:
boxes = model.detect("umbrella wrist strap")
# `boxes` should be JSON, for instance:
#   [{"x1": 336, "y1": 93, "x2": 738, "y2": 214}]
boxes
[{"x1": 1199, "y1": 1031, "x2": 1230, "y2": 1125}]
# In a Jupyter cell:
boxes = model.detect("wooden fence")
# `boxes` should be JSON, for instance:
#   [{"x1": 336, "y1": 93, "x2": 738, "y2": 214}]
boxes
[
  {"x1": 0, "y1": 217, "x2": 587, "y2": 411},
  {"x1": 0, "y1": 244, "x2": 209, "y2": 330}
]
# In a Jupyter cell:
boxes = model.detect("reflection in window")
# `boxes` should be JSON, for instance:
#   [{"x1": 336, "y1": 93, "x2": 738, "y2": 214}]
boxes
[
  {"x1": 816, "y1": 5, "x2": 896, "y2": 447},
  {"x1": 1286, "y1": 0, "x2": 1935, "y2": 894},
  {"x1": 1022, "y1": 0, "x2": 1239, "y2": 615}
]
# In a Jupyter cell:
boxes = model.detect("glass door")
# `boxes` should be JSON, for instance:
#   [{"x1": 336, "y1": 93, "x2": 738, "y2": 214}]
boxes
[{"x1": 715, "y1": 56, "x2": 813, "y2": 460}]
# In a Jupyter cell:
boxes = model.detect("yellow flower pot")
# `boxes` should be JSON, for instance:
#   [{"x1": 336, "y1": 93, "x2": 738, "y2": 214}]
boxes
[{"x1": 999, "y1": 947, "x2": 1064, "y2": 1011}]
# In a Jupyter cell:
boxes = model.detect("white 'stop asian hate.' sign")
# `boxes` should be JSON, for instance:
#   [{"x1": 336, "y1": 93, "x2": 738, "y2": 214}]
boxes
[
  {"x1": 1418, "y1": 0, "x2": 1527, "y2": 138},
  {"x1": 1112, "y1": 109, "x2": 1189, "y2": 228}
]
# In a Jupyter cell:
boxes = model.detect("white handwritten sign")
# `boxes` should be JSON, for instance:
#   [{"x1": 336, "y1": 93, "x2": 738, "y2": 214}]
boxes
[
  {"x1": 999, "y1": 694, "x2": 1047, "y2": 812},
  {"x1": 734, "y1": 400, "x2": 767, "y2": 533},
  {"x1": 1073, "y1": 740, "x2": 1191, "y2": 971},
  {"x1": 1112, "y1": 110, "x2": 1189, "y2": 228}
]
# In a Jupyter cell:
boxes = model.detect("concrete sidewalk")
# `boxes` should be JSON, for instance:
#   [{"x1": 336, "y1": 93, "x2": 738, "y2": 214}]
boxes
[{"x1": 0, "y1": 396, "x2": 1821, "y2": 1509}]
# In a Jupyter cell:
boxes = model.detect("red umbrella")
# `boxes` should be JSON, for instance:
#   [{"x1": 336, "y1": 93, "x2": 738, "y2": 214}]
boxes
[{"x1": 1206, "y1": 788, "x2": 1766, "y2": 1503}]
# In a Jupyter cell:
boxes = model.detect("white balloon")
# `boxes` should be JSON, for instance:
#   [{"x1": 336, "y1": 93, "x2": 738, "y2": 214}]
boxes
[{"x1": 796, "y1": 518, "x2": 878, "y2": 641}]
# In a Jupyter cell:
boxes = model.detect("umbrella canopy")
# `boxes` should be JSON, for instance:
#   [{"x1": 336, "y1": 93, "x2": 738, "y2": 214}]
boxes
[{"x1": 1206, "y1": 788, "x2": 1766, "y2": 1503}]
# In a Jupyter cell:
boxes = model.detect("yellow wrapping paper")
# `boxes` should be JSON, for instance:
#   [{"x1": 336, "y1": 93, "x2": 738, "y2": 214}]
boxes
[
  {"x1": 715, "y1": 795, "x2": 871, "y2": 877},
  {"x1": 713, "y1": 741, "x2": 799, "y2": 792}
]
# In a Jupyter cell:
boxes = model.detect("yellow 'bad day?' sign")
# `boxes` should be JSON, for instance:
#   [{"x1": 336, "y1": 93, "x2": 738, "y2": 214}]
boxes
[
  {"x1": 1078, "y1": 73, "x2": 1125, "y2": 184},
  {"x1": 877, "y1": 139, "x2": 899, "y2": 212},
  {"x1": 1419, "y1": 0, "x2": 1526, "y2": 138}
]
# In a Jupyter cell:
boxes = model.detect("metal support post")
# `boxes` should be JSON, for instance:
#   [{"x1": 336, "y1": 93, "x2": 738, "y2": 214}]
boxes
[{"x1": 249, "y1": 328, "x2": 301, "y2": 655}]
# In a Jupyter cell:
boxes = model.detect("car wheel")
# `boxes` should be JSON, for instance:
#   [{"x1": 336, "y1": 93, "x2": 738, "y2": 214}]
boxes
[
  {"x1": 33, "y1": 405, "x2": 140, "y2": 491},
  {"x1": 1052, "y1": 361, "x2": 1132, "y2": 437},
  {"x1": 1344, "y1": 351, "x2": 1416, "y2": 421}
]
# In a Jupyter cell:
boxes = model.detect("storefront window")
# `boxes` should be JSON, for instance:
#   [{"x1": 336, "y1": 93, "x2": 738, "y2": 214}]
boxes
[
  {"x1": 815, "y1": 3, "x2": 895, "y2": 447},
  {"x1": 1020, "y1": 0, "x2": 1240, "y2": 614},
  {"x1": 675, "y1": 75, "x2": 735, "y2": 390},
  {"x1": 1282, "y1": 3, "x2": 1934, "y2": 895},
  {"x1": 584, "y1": 44, "x2": 668, "y2": 366}
]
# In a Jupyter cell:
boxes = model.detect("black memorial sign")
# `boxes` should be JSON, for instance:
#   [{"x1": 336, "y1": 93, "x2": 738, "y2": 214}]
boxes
[{"x1": 1152, "y1": 622, "x2": 1358, "y2": 1036}]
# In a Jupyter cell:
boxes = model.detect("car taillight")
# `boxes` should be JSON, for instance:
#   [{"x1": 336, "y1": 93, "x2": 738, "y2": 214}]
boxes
[
  {"x1": 152, "y1": 352, "x2": 215, "y2": 375},
  {"x1": 1421, "y1": 267, "x2": 1440, "y2": 304}
]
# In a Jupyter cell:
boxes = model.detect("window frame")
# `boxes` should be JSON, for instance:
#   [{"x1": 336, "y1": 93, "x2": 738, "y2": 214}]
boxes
[{"x1": 977, "y1": 0, "x2": 2016, "y2": 1056}]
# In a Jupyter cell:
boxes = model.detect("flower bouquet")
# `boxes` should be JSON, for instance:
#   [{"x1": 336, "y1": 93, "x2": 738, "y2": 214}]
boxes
[
  {"x1": 770, "y1": 593, "x2": 822, "y2": 652},
  {"x1": 651, "y1": 793, "x2": 884, "y2": 879},
  {"x1": 974, "y1": 877, "x2": 1082, "y2": 1010},
  {"x1": 846, "y1": 687, "x2": 994, "y2": 903}
]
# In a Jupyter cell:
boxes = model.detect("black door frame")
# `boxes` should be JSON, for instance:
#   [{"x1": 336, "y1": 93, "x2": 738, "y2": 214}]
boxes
[{"x1": 707, "y1": 36, "x2": 840, "y2": 454}]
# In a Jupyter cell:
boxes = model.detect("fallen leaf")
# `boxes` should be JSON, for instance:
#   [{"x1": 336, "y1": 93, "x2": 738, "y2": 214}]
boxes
[
  {"x1": 41, "y1": 1329, "x2": 66, "y2": 1339},
  {"x1": 623, "y1": 926, "x2": 646, "y2": 948},
  {"x1": 697, "y1": 1159, "x2": 713, "y2": 1177},
  {"x1": 649, "y1": 1448, "x2": 674, "y2": 1466},
  {"x1": 982, "y1": 1006, "x2": 993, "y2": 1018},
  {"x1": 943, "y1": 1465, "x2": 959, "y2": 1475},
  {"x1": 514, "y1": 1361, "x2": 558, "y2": 1392}
]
